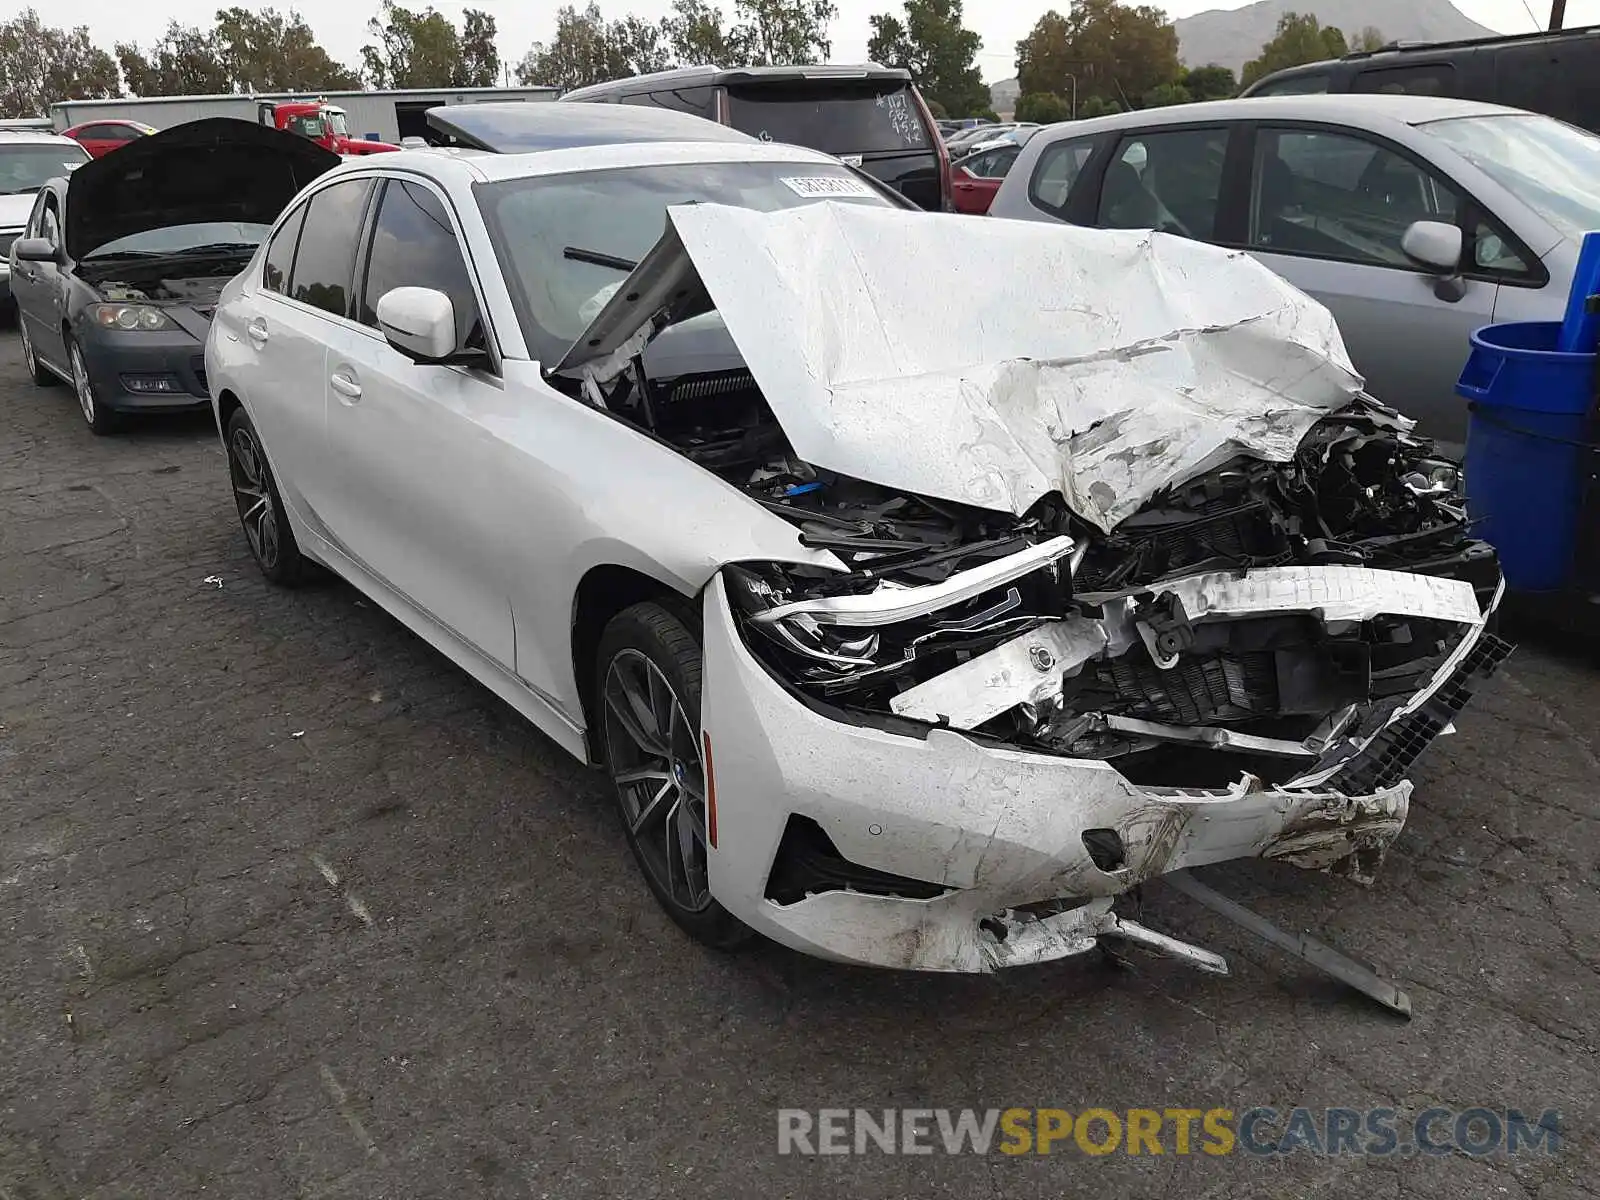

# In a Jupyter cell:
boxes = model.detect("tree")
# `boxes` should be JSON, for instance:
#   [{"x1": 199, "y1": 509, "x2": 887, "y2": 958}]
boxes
[
  {"x1": 1142, "y1": 81, "x2": 1190, "y2": 108},
  {"x1": 1014, "y1": 91, "x2": 1072, "y2": 123},
  {"x1": 459, "y1": 9, "x2": 501, "y2": 86},
  {"x1": 1181, "y1": 64, "x2": 1235, "y2": 101},
  {"x1": 0, "y1": 9, "x2": 119, "y2": 117},
  {"x1": 212, "y1": 7, "x2": 362, "y2": 92},
  {"x1": 515, "y1": 3, "x2": 671, "y2": 89},
  {"x1": 362, "y1": 1, "x2": 470, "y2": 89},
  {"x1": 1240, "y1": 12, "x2": 1351, "y2": 88},
  {"x1": 732, "y1": 0, "x2": 837, "y2": 67},
  {"x1": 118, "y1": 22, "x2": 232, "y2": 97},
  {"x1": 661, "y1": 0, "x2": 741, "y2": 66},
  {"x1": 1077, "y1": 95, "x2": 1121, "y2": 119},
  {"x1": 1016, "y1": 1, "x2": 1179, "y2": 113},
  {"x1": 1350, "y1": 25, "x2": 1388, "y2": 52},
  {"x1": 867, "y1": 0, "x2": 989, "y2": 117}
]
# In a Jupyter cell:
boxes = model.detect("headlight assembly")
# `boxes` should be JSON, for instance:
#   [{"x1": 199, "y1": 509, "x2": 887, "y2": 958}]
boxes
[{"x1": 89, "y1": 303, "x2": 176, "y2": 332}]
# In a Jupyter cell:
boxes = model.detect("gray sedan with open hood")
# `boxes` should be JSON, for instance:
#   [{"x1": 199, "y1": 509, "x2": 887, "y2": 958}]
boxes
[
  {"x1": 10, "y1": 117, "x2": 338, "y2": 433},
  {"x1": 203, "y1": 116, "x2": 1509, "y2": 1000}
]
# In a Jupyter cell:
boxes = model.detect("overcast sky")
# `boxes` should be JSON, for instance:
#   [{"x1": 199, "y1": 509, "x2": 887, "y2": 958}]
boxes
[{"x1": 42, "y1": 0, "x2": 1600, "y2": 82}]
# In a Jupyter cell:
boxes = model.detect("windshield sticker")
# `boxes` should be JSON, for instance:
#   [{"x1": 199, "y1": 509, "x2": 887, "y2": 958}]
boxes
[{"x1": 781, "y1": 176, "x2": 878, "y2": 199}]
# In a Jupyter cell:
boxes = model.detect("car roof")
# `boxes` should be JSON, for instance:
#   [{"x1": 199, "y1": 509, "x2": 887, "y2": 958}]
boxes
[
  {"x1": 423, "y1": 101, "x2": 754, "y2": 153},
  {"x1": 322, "y1": 138, "x2": 846, "y2": 187},
  {"x1": 1033, "y1": 92, "x2": 1523, "y2": 139},
  {"x1": 0, "y1": 130, "x2": 86, "y2": 147},
  {"x1": 562, "y1": 63, "x2": 912, "y2": 100}
]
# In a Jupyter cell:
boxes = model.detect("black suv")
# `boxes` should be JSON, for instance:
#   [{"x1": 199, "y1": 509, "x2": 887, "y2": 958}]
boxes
[
  {"x1": 1241, "y1": 24, "x2": 1600, "y2": 134},
  {"x1": 560, "y1": 65, "x2": 952, "y2": 211}
]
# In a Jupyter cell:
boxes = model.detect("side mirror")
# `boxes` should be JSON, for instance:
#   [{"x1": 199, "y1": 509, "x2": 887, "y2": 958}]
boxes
[
  {"x1": 376, "y1": 286, "x2": 457, "y2": 362},
  {"x1": 1401, "y1": 220, "x2": 1463, "y2": 274},
  {"x1": 13, "y1": 237, "x2": 59, "y2": 264}
]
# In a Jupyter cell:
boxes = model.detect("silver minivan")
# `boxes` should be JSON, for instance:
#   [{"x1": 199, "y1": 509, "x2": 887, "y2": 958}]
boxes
[{"x1": 989, "y1": 94, "x2": 1600, "y2": 450}]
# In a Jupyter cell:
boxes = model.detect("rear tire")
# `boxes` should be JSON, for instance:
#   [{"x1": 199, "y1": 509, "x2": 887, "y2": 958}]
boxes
[
  {"x1": 595, "y1": 601, "x2": 752, "y2": 952},
  {"x1": 225, "y1": 406, "x2": 307, "y2": 586},
  {"x1": 19, "y1": 319, "x2": 55, "y2": 387}
]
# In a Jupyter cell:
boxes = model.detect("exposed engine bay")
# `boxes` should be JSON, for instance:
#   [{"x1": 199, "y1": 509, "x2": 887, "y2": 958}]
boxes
[
  {"x1": 78, "y1": 254, "x2": 249, "y2": 310},
  {"x1": 576, "y1": 319, "x2": 1505, "y2": 792}
]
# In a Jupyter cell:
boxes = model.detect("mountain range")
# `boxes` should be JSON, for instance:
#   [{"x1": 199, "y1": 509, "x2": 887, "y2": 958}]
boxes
[{"x1": 988, "y1": 0, "x2": 1503, "y2": 110}]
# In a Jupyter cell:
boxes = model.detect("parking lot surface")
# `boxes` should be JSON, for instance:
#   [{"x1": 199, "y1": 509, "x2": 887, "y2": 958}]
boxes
[{"x1": 2, "y1": 330, "x2": 1599, "y2": 1199}]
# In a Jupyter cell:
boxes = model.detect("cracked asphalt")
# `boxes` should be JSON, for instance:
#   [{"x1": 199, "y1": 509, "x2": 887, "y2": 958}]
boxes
[{"x1": 2, "y1": 328, "x2": 1599, "y2": 1200}]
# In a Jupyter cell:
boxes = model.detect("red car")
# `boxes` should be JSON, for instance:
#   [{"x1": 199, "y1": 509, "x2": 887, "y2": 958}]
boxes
[
  {"x1": 949, "y1": 142, "x2": 1022, "y2": 215},
  {"x1": 61, "y1": 119, "x2": 157, "y2": 159}
]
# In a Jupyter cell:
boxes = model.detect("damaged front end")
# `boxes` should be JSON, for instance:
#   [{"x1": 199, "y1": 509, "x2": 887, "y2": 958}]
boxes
[
  {"x1": 697, "y1": 409, "x2": 1509, "y2": 976},
  {"x1": 560, "y1": 202, "x2": 1511, "y2": 980}
]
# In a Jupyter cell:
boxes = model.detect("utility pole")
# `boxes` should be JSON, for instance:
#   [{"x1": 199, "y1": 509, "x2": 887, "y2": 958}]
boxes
[{"x1": 1550, "y1": 0, "x2": 1566, "y2": 31}]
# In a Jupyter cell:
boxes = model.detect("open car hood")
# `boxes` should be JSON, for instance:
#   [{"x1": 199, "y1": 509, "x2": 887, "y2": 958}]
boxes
[
  {"x1": 65, "y1": 117, "x2": 340, "y2": 262},
  {"x1": 558, "y1": 203, "x2": 1368, "y2": 532}
]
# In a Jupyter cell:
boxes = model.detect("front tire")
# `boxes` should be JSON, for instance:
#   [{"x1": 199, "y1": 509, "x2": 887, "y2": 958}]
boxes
[
  {"x1": 68, "y1": 338, "x2": 121, "y2": 435},
  {"x1": 225, "y1": 406, "x2": 307, "y2": 586},
  {"x1": 596, "y1": 602, "x2": 751, "y2": 951}
]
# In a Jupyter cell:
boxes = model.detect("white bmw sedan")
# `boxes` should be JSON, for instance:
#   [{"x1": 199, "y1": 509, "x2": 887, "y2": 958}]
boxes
[{"x1": 208, "y1": 105, "x2": 1507, "y2": 980}]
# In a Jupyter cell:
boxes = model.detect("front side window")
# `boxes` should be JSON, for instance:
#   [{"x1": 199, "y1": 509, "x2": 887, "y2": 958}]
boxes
[
  {"x1": 1352, "y1": 63, "x2": 1457, "y2": 96},
  {"x1": 288, "y1": 179, "x2": 373, "y2": 317},
  {"x1": 961, "y1": 148, "x2": 1016, "y2": 179},
  {"x1": 1250, "y1": 128, "x2": 1458, "y2": 266},
  {"x1": 38, "y1": 194, "x2": 60, "y2": 245},
  {"x1": 262, "y1": 203, "x2": 306, "y2": 295},
  {"x1": 1097, "y1": 127, "x2": 1229, "y2": 239},
  {"x1": 1028, "y1": 135, "x2": 1098, "y2": 216},
  {"x1": 359, "y1": 180, "x2": 484, "y2": 349},
  {"x1": 0, "y1": 144, "x2": 90, "y2": 196},
  {"x1": 288, "y1": 115, "x2": 327, "y2": 139},
  {"x1": 325, "y1": 110, "x2": 350, "y2": 135},
  {"x1": 475, "y1": 160, "x2": 894, "y2": 365}
]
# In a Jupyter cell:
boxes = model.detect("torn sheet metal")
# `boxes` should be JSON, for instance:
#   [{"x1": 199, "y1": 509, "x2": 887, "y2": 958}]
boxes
[
  {"x1": 1079, "y1": 565, "x2": 1483, "y2": 626},
  {"x1": 889, "y1": 565, "x2": 1481, "y2": 733},
  {"x1": 567, "y1": 202, "x2": 1367, "y2": 532}
]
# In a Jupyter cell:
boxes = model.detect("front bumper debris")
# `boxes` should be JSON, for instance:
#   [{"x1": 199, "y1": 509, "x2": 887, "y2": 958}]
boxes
[{"x1": 700, "y1": 569, "x2": 1505, "y2": 977}]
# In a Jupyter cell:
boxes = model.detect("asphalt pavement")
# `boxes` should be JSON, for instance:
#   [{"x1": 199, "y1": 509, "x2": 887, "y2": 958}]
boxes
[{"x1": 2, "y1": 330, "x2": 1598, "y2": 1199}]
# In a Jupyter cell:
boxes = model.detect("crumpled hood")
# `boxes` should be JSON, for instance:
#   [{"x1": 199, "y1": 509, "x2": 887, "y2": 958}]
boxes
[
  {"x1": 65, "y1": 117, "x2": 340, "y2": 262},
  {"x1": 561, "y1": 202, "x2": 1367, "y2": 532}
]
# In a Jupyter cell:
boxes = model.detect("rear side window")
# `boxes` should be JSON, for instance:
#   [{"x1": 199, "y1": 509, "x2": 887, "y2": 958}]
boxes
[
  {"x1": 288, "y1": 179, "x2": 373, "y2": 318},
  {"x1": 1097, "y1": 128, "x2": 1229, "y2": 239},
  {"x1": 621, "y1": 86, "x2": 717, "y2": 119},
  {"x1": 725, "y1": 82, "x2": 929, "y2": 154},
  {"x1": 1250, "y1": 72, "x2": 1332, "y2": 97},
  {"x1": 1028, "y1": 135, "x2": 1098, "y2": 216},
  {"x1": 1353, "y1": 63, "x2": 1457, "y2": 96},
  {"x1": 262, "y1": 204, "x2": 306, "y2": 295},
  {"x1": 358, "y1": 179, "x2": 484, "y2": 349}
]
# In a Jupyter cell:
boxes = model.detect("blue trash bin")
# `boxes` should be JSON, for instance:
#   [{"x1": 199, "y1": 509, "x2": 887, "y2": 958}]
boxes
[{"x1": 1457, "y1": 321, "x2": 1596, "y2": 591}]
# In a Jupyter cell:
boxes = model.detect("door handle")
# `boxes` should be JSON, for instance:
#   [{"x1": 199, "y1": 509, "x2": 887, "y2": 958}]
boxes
[
  {"x1": 329, "y1": 370, "x2": 362, "y2": 401},
  {"x1": 246, "y1": 318, "x2": 269, "y2": 345}
]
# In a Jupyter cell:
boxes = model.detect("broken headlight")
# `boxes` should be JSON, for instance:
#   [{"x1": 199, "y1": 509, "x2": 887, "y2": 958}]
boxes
[{"x1": 725, "y1": 565, "x2": 882, "y2": 668}]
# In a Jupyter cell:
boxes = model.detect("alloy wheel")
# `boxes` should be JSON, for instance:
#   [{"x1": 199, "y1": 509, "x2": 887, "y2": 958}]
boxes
[
  {"x1": 227, "y1": 425, "x2": 281, "y2": 571},
  {"x1": 70, "y1": 344, "x2": 95, "y2": 425},
  {"x1": 602, "y1": 648, "x2": 712, "y2": 913}
]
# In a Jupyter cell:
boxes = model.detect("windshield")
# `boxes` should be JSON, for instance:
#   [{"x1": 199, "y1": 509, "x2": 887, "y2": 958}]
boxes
[
  {"x1": 725, "y1": 82, "x2": 931, "y2": 155},
  {"x1": 288, "y1": 115, "x2": 327, "y2": 139},
  {"x1": 477, "y1": 160, "x2": 894, "y2": 365},
  {"x1": 0, "y1": 144, "x2": 89, "y2": 195},
  {"x1": 87, "y1": 221, "x2": 272, "y2": 259},
  {"x1": 1421, "y1": 113, "x2": 1600, "y2": 241}
]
